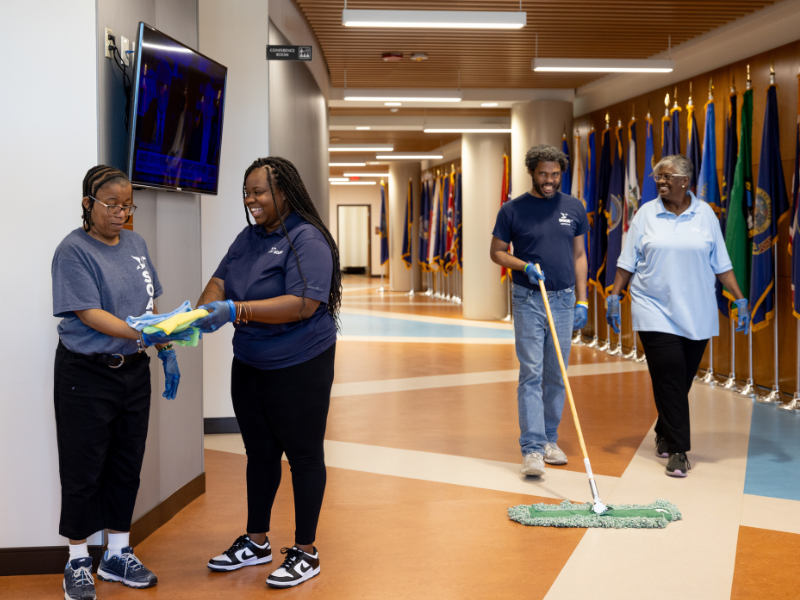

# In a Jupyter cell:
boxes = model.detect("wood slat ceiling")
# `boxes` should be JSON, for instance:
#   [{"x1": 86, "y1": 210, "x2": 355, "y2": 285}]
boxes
[{"x1": 295, "y1": 0, "x2": 777, "y2": 90}]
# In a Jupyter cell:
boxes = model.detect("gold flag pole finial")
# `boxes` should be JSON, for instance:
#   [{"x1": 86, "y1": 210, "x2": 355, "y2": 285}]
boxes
[
  {"x1": 605, "y1": 113, "x2": 610, "y2": 129},
  {"x1": 709, "y1": 77, "x2": 714, "y2": 101},
  {"x1": 746, "y1": 64, "x2": 751, "y2": 90},
  {"x1": 664, "y1": 93, "x2": 670, "y2": 116},
  {"x1": 688, "y1": 82, "x2": 693, "y2": 106},
  {"x1": 770, "y1": 63, "x2": 776, "y2": 86},
  {"x1": 673, "y1": 86, "x2": 679, "y2": 109}
]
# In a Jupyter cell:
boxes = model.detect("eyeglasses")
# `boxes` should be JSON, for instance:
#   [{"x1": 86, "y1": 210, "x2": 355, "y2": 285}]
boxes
[
  {"x1": 90, "y1": 196, "x2": 137, "y2": 217},
  {"x1": 653, "y1": 173, "x2": 685, "y2": 182}
]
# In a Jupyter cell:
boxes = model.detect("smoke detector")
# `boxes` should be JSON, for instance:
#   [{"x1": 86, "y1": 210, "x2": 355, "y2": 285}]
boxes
[
  {"x1": 382, "y1": 52, "x2": 403, "y2": 62},
  {"x1": 410, "y1": 53, "x2": 428, "y2": 62}
]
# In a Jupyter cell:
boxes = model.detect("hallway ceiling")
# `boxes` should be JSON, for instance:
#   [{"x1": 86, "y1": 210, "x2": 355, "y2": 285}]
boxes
[{"x1": 295, "y1": 0, "x2": 777, "y2": 90}]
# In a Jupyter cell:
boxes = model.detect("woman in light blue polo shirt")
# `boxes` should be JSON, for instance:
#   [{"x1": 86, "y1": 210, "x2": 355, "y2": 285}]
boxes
[
  {"x1": 193, "y1": 157, "x2": 340, "y2": 589},
  {"x1": 606, "y1": 155, "x2": 750, "y2": 478}
]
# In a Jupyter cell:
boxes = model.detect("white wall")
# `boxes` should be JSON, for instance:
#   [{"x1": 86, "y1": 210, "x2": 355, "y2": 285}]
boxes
[
  {"x1": 199, "y1": 0, "x2": 270, "y2": 420},
  {"x1": 339, "y1": 206, "x2": 370, "y2": 269},
  {"x1": 329, "y1": 184, "x2": 384, "y2": 277},
  {"x1": 389, "y1": 163, "x2": 422, "y2": 292},
  {"x1": 0, "y1": 0, "x2": 98, "y2": 548}
]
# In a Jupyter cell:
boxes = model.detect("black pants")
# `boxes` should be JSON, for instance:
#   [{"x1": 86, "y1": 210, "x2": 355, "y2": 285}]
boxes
[
  {"x1": 54, "y1": 341, "x2": 151, "y2": 540},
  {"x1": 638, "y1": 331, "x2": 708, "y2": 454},
  {"x1": 231, "y1": 343, "x2": 336, "y2": 545}
]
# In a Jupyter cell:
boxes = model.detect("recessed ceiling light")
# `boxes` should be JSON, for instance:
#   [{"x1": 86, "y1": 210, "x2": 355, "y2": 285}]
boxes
[
  {"x1": 367, "y1": 161, "x2": 384, "y2": 165},
  {"x1": 356, "y1": 126, "x2": 371, "y2": 130},
  {"x1": 342, "y1": 9, "x2": 527, "y2": 29},
  {"x1": 376, "y1": 153, "x2": 444, "y2": 160},
  {"x1": 532, "y1": 58, "x2": 674, "y2": 73},
  {"x1": 331, "y1": 181, "x2": 378, "y2": 185},
  {"x1": 343, "y1": 172, "x2": 390, "y2": 177},
  {"x1": 424, "y1": 128, "x2": 512, "y2": 133},
  {"x1": 481, "y1": 102, "x2": 499, "y2": 107},
  {"x1": 329, "y1": 162, "x2": 367, "y2": 167},
  {"x1": 329, "y1": 144, "x2": 394, "y2": 152},
  {"x1": 384, "y1": 102, "x2": 402, "y2": 106},
  {"x1": 329, "y1": 177, "x2": 349, "y2": 182}
]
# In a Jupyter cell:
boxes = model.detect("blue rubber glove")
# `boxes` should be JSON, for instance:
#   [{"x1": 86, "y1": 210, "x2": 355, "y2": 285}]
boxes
[
  {"x1": 158, "y1": 347, "x2": 180, "y2": 400},
  {"x1": 141, "y1": 328, "x2": 194, "y2": 347},
  {"x1": 194, "y1": 300, "x2": 236, "y2": 333},
  {"x1": 606, "y1": 294, "x2": 621, "y2": 334},
  {"x1": 574, "y1": 302, "x2": 588, "y2": 330},
  {"x1": 524, "y1": 263, "x2": 545, "y2": 285},
  {"x1": 734, "y1": 298, "x2": 750, "y2": 334}
]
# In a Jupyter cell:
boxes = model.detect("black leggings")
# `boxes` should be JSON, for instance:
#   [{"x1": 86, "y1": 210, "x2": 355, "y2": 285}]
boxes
[
  {"x1": 231, "y1": 343, "x2": 336, "y2": 545},
  {"x1": 638, "y1": 331, "x2": 708, "y2": 454}
]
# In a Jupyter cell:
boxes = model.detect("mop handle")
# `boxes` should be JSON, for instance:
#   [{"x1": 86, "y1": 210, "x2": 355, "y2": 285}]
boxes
[{"x1": 534, "y1": 264, "x2": 590, "y2": 462}]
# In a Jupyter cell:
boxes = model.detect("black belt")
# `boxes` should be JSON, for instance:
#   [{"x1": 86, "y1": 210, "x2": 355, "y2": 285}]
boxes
[{"x1": 59, "y1": 340, "x2": 147, "y2": 369}]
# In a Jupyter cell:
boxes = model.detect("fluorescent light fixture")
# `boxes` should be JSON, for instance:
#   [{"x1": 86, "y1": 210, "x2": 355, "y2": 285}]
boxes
[
  {"x1": 330, "y1": 144, "x2": 393, "y2": 152},
  {"x1": 356, "y1": 126, "x2": 371, "y2": 130},
  {"x1": 329, "y1": 162, "x2": 366, "y2": 167},
  {"x1": 384, "y1": 102, "x2": 403, "y2": 106},
  {"x1": 481, "y1": 102, "x2": 499, "y2": 107},
  {"x1": 345, "y1": 89, "x2": 462, "y2": 102},
  {"x1": 367, "y1": 161, "x2": 384, "y2": 165},
  {"x1": 376, "y1": 153, "x2": 444, "y2": 160},
  {"x1": 424, "y1": 128, "x2": 511, "y2": 133},
  {"x1": 342, "y1": 9, "x2": 526, "y2": 29},
  {"x1": 343, "y1": 172, "x2": 390, "y2": 177},
  {"x1": 532, "y1": 58, "x2": 674, "y2": 73},
  {"x1": 329, "y1": 177, "x2": 349, "y2": 182},
  {"x1": 331, "y1": 181, "x2": 377, "y2": 185}
]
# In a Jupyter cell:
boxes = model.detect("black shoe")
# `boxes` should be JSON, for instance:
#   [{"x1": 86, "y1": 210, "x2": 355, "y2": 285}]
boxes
[
  {"x1": 63, "y1": 557, "x2": 96, "y2": 600},
  {"x1": 266, "y1": 547, "x2": 320, "y2": 588},
  {"x1": 666, "y1": 452, "x2": 691, "y2": 477},
  {"x1": 208, "y1": 535, "x2": 272, "y2": 572},
  {"x1": 655, "y1": 436, "x2": 668, "y2": 458}
]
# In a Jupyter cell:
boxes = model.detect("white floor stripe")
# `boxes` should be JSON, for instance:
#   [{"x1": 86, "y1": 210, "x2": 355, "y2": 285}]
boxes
[
  {"x1": 740, "y1": 493, "x2": 800, "y2": 535},
  {"x1": 340, "y1": 307, "x2": 514, "y2": 330},
  {"x1": 203, "y1": 434, "x2": 620, "y2": 502},
  {"x1": 342, "y1": 285, "x2": 383, "y2": 292},
  {"x1": 544, "y1": 385, "x2": 754, "y2": 600},
  {"x1": 337, "y1": 335, "x2": 516, "y2": 345},
  {"x1": 330, "y1": 363, "x2": 648, "y2": 398}
]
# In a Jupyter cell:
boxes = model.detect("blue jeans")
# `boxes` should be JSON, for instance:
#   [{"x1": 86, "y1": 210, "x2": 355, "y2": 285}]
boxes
[{"x1": 512, "y1": 284, "x2": 575, "y2": 456}]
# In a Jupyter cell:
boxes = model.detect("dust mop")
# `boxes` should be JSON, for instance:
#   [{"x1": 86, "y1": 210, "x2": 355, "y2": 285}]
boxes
[{"x1": 507, "y1": 264, "x2": 681, "y2": 529}]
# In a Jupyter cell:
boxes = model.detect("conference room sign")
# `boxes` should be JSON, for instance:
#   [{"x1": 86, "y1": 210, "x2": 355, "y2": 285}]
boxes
[{"x1": 267, "y1": 45, "x2": 312, "y2": 61}]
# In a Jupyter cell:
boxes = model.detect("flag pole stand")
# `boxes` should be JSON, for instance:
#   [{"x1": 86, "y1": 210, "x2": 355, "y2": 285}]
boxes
[
  {"x1": 778, "y1": 318, "x2": 800, "y2": 412},
  {"x1": 758, "y1": 247, "x2": 782, "y2": 403},
  {"x1": 623, "y1": 324, "x2": 638, "y2": 359},
  {"x1": 736, "y1": 328, "x2": 762, "y2": 399},
  {"x1": 586, "y1": 287, "x2": 599, "y2": 347},
  {"x1": 376, "y1": 269, "x2": 386, "y2": 294},
  {"x1": 634, "y1": 333, "x2": 647, "y2": 363},
  {"x1": 697, "y1": 336, "x2": 717, "y2": 386},
  {"x1": 721, "y1": 313, "x2": 741, "y2": 391}
]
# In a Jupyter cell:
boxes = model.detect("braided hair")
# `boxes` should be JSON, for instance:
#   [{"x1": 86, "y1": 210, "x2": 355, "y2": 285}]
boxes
[
  {"x1": 81, "y1": 165, "x2": 131, "y2": 231},
  {"x1": 243, "y1": 157, "x2": 342, "y2": 328}
]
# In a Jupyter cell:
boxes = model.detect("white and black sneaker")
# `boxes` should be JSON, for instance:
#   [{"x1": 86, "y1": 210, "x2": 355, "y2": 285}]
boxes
[
  {"x1": 266, "y1": 546, "x2": 320, "y2": 588},
  {"x1": 207, "y1": 535, "x2": 272, "y2": 572}
]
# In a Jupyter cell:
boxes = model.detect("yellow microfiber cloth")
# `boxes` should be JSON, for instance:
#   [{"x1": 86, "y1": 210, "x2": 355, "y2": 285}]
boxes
[{"x1": 149, "y1": 309, "x2": 209, "y2": 335}]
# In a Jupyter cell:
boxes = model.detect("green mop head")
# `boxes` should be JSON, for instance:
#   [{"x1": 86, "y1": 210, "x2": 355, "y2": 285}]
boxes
[{"x1": 508, "y1": 499, "x2": 681, "y2": 529}]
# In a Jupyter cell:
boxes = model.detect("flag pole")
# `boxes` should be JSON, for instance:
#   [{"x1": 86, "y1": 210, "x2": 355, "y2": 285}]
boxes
[
  {"x1": 758, "y1": 245, "x2": 782, "y2": 403},
  {"x1": 607, "y1": 307, "x2": 622, "y2": 355},
  {"x1": 737, "y1": 327, "x2": 761, "y2": 398},
  {"x1": 623, "y1": 301, "x2": 637, "y2": 359},
  {"x1": 778, "y1": 318, "x2": 800, "y2": 411},
  {"x1": 721, "y1": 308, "x2": 740, "y2": 391},
  {"x1": 697, "y1": 336, "x2": 717, "y2": 385},
  {"x1": 586, "y1": 287, "x2": 599, "y2": 347},
  {"x1": 634, "y1": 332, "x2": 647, "y2": 363}
]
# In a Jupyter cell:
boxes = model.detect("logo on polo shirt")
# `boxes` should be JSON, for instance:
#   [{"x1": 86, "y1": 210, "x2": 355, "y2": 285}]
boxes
[
  {"x1": 268, "y1": 247, "x2": 284, "y2": 255},
  {"x1": 132, "y1": 255, "x2": 155, "y2": 312},
  {"x1": 559, "y1": 212, "x2": 572, "y2": 226}
]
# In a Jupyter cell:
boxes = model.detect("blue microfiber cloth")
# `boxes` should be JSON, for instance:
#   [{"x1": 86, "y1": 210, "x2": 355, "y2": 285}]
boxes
[{"x1": 127, "y1": 301, "x2": 204, "y2": 347}]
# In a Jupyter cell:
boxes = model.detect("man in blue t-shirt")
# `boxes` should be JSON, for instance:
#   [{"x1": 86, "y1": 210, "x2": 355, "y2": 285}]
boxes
[{"x1": 491, "y1": 144, "x2": 590, "y2": 477}]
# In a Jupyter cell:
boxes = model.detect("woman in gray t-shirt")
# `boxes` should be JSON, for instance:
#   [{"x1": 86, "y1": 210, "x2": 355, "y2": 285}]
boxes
[{"x1": 51, "y1": 166, "x2": 190, "y2": 598}]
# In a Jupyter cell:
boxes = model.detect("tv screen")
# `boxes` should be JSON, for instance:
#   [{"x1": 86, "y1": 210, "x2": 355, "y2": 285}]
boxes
[{"x1": 127, "y1": 23, "x2": 227, "y2": 194}]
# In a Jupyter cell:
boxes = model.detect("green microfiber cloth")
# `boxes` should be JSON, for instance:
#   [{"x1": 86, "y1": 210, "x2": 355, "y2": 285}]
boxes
[
  {"x1": 508, "y1": 499, "x2": 681, "y2": 529},
  {"x1": 143, "y1": 322, "x2": 202, "y2": 347}
]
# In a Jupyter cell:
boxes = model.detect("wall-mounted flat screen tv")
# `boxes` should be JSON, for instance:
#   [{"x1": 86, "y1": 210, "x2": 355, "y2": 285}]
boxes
[{"x1": 127, "y1": 22, "x2": 227, "y2": 194}]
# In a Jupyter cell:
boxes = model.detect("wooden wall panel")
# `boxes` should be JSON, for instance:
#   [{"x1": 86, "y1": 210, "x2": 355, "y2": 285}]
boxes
[{"x1": 578, "y1": 39, "x2": 800, "y2": 394}]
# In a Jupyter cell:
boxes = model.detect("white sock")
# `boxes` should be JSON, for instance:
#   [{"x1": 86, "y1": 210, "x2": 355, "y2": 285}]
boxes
[
  {"x1": 108, "y1": 532, "x2": 130, "y2": 557},
  {"x1": 69, "y1": 543, "x2": 89, "y2": 561},
  {"x1": 248, "y1": 536, "x2": 268, "y2": 548}
]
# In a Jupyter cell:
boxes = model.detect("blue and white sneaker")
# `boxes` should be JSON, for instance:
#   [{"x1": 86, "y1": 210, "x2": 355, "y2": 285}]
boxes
[
  {"x1": 97, "y1": 546, "x2": 157, "y2": 589},
  {"x1": 63, "y1": 557, "x2": 96, "y2": 600}
]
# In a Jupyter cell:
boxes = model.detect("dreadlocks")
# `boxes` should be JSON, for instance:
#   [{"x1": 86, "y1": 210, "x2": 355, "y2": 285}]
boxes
[
  {"x1": 81, "y1": 165, "x2": 131, "y2": 232},
  {"x1": 243, "y1": 157, "x2": 343, "y2": 328}
]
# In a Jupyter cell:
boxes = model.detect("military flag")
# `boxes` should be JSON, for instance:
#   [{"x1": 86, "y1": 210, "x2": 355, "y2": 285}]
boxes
[
  {"x1": 670, "y1": 99, "x2": 682, "y2": 155},
  {"x1": 623, "y1": 119, "x2": 640, "y2": 248},
  {"x1": 750, "y1": 83, "x2": 790, "y2": 330},
  {"x1": 570, "y1": 132, "x2": 584, "y2": 202},
  {"x1": 697, "y1": 96, "x2": 720, "y2": 214},
  {"x1": 686, "y1": 99, "x2": 702, "y2": 192},
  {"x1": 661, "y1": 103, "x2": 673, "y2": 157},
  {"x1": 589, "y1": 126, "x2": 611, "y2": 295},
  {"x1": 444, "y1": 171, "x2": 456, "y2": 272},
  {"x1": 791, "y1": 77, "x2": 800, "y2": 318},
  {"x1": 604, "y1": 124, "x2": 626, "y2": 294},
  {"x1": 401, "y1": 180, "x2": 413, "y2": 269},
  {"x1": 641, "y1": 116, "x2": 657, "y2": 205},
  {"x1": 724, "y1": 88, "x2": 754, "y2": 301},
  {"x1": 418, "y1": 180, "x2": 431, "y2": 271},
  {"x1": 438, "y1": 175, "x2": 449, "y2": 270},
  {"x1": 452, "y1": 171, "x2": 463, "y2": 271},
  {"x1": 718, "y1": 92, "x2": 739, "y2": 316},
  {"x1": 379, "y1": 181, "x2": 389, "y2": 266},
  {"x1": 428, "y1": 176, "x2": 440, "y2": 271},
  {"x1": 561, "y1": 133, "x2": 572, "y2": 194}
]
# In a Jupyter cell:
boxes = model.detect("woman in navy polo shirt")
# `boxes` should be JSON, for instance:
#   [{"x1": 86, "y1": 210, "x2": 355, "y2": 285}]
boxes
[{"x1": 195, "y1": 157, "x2": 341, "y2": 589}]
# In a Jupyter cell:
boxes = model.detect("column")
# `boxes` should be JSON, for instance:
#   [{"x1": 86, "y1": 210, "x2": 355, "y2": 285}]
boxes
[
  {"x1": 510, "y1": 101, "x2": 573, "y2": 199},
  {"x1": 388, "y1": 162, "x2": 422, "y2": 292},
  {"x1": 462, "y1": 133, "x2": 511, "y2": 320}
]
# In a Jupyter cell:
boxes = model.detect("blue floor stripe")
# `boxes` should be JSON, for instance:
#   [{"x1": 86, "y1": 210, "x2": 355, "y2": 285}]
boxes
[
  {"x1": 339, "y1": 313, "x2": 514, "y2": 339},
  {"x1": 743, "y1": 402, "x2": 800, "y2": 501}
]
